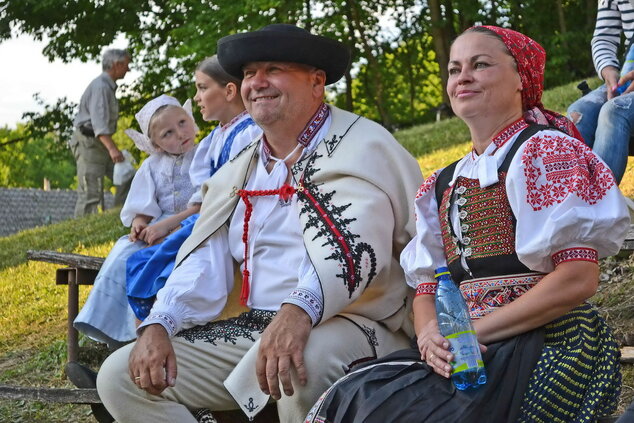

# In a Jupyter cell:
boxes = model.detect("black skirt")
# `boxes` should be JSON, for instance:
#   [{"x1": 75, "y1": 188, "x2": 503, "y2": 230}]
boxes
[{"x1": 306, "y1": 304, "x2": 620, "y2": 423}]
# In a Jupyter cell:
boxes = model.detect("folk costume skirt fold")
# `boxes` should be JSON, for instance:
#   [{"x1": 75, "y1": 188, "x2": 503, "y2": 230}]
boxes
[{"x1": 306, "y1": 304, "x2": 620, "y2": 423}]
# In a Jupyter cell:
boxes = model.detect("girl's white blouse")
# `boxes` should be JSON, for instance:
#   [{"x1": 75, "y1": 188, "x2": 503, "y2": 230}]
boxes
[{"x1": 120, "y1": 147, "x2": 197, "y2": 227}]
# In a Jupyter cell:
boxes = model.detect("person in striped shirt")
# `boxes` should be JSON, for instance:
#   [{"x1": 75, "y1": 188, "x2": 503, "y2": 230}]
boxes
[{"x1": 567, "y1": 0, "x2": 634, "y2": 184}]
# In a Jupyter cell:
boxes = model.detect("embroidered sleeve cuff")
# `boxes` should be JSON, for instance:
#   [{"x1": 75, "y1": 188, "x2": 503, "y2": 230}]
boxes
[
  {"x1": 138, "y1": 312, "x2": 180, "y2": 338},
  {"x1": 552, "y1": 247, "x2": 598, "y2": 267},
  {"x1": 415, "y1": 282, "x2": 438, "y2": 296},
  {"x1": 283, "y1": 288, "x2": 323, "y2": 326}
]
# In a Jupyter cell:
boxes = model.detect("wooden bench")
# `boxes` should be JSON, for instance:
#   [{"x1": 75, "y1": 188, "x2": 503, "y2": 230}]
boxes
[
  {"x1": 17, "y1": 249, "x2": 275, "y2": 423},
  {"x1": 26, "y1": 249, "x2": 104, "y2": 363}
]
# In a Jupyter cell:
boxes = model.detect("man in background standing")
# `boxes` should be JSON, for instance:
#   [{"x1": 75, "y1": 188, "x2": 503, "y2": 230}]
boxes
[{"x1": 70, "y1": 48, "x2": 132, "y2": 217}]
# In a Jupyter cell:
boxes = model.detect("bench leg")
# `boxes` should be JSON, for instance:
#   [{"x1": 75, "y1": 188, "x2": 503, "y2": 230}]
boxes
[{"x1": 67, "y1": 270, "x2": 79, "y2": 363}]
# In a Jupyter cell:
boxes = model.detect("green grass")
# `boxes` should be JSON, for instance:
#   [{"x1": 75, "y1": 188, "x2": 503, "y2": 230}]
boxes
[
  {"x1": 0, "y1": 209, "x2": 125, "y2": 422},
  {"x1": 1, "y1": 77, "x2": 634, "y2": 421},
  {"x1": 0, "y1": 208, "x2": 126, "y2": 272}
]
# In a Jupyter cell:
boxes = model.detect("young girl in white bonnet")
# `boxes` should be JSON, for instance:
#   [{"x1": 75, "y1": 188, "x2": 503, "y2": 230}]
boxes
[
  {"x1": 126, "y1": 55, "x2": 262, "y2": 321},
  {"x1": 73, "y1": 94, "x2": 200, "y2": 349}
]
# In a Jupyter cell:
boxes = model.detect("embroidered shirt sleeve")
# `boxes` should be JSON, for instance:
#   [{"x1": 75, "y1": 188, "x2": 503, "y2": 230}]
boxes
[
  {"x1": 552, "y1": 247, "x2": 598, "y2": 267},
  {"x1": 520, "y1": 131, "x2": 615, "y2": 210},
  {"x1": 507, "y1": 130, "x2": 629, "y2": 272},
  {"x1": 401, "y1": 170, "x2": 446, "y2": 289},
  {"x1": 415, "y1": 282, "x2": 438, "y2": 296},
  {"x1": 138, "y1": 312, "x2": 178, "y2": 337},
  {"x1": 283, "y1": 253, "x2": 324, "y2": 326}
]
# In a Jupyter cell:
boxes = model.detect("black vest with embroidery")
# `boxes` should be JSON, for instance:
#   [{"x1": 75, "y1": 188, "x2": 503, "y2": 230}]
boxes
[{"x1": 434, "y1": 125, "x2": 548, "y2": 283}]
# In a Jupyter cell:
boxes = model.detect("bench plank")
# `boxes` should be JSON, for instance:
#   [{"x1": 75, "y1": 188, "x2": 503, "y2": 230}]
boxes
[
  {"x1": 0, "y1": 385, "x2": 101, "y2": 404},
  {"x1": 621, "y1": 346, "x2": 634, "y2": 364},
  {"x1": 27, "y1": 250, "x2": 104, "y2": 270}
]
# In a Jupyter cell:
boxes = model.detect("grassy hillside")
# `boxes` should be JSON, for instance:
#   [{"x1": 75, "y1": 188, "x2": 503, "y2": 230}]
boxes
[{"x1": 1, "y1": 77, "x2": 634, "y2": 421}]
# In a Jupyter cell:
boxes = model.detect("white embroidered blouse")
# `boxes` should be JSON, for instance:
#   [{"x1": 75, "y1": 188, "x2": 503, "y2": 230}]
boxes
[
  {"x1": 400, "y1": 119, "x2": 630, "y2": 290},
  {"x1": 189, "y1": 111, "x2": 262, "y2": 205},
  {"x1": 120, "y1": 147, "x2": 198, "y2": 227},
  {"x1": 140, "y1": 107, "x2": 332, "y2": 336}
]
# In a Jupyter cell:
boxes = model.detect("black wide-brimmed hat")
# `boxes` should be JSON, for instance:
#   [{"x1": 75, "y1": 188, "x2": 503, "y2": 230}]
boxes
[{"x1": 217, "y1": 24, "x2": 351, "y2": 85}]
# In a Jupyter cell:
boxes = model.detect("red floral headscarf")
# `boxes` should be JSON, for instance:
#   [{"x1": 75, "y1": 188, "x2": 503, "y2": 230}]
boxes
[{"x1": 475, "y1": 25, "x2": 583, "y2": 141}]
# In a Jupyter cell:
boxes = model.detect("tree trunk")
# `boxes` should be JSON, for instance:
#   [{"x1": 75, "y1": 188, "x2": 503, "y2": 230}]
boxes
[
  {"x1": 344, "y1": 66, "x2": 354, "y2": 111},
  {"x1": 587, "y1": 0, "x2": 596, "y2": 31},
  {"x1": 556, "y1": 0, "x2": 569, "y2": 51},
  {"x1": 346, "y1": 2, "x2": 391, "y2": 128},
  {"x1": 429, "y1": 0, "x2": 451, "y2": 106}
]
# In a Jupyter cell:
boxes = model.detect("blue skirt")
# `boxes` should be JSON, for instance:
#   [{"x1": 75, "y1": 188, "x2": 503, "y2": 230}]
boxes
[{"x1": 126, "y1": 214, "x2": 199, "y2": 320}]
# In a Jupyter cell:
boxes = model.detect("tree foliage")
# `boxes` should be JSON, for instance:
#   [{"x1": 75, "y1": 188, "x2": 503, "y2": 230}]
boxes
[{"x1": 0, "y1": 0, "x2": 601, "y2": 187}]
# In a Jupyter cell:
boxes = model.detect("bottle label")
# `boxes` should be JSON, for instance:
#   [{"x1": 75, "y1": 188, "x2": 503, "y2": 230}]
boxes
[{"x1": 445, "y1": 330, "x2": 484, "y2": 373}]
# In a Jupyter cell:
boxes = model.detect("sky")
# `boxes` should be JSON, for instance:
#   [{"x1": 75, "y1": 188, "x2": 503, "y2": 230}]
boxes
[{"x1": 0, "y1": 35, "x2": 138, "y2": 128}]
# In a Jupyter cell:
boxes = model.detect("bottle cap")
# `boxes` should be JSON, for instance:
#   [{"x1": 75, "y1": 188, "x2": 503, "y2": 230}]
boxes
[{"x1": 434, "y1": 266, "x2": 450, "y2": 278}]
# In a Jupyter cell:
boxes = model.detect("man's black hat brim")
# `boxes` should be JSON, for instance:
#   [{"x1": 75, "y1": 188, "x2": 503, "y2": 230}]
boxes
[{"x1": 217, "y1": 24, "x2": 351, "y2": 85}]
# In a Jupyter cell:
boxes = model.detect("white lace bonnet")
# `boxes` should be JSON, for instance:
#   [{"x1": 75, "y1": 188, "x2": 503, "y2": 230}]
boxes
[{"x1": 124, "y1": 94, "x2": 194, "y2": 154}]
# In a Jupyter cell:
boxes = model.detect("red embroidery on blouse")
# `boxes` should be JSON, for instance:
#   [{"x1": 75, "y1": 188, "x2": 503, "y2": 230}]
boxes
[
  {"x1": 416, "y1": 171, "x2": 439, "y2": 199},
  {"x1": 220, "y1": 110, "x2": 249, "y2": 131},
  {"x1": 491, "y1": 118, "x2": 528, "y2": 150},
  {"x1": 522, "y1": 133, "x2": 615, "y2": 210},
  {"x1": 416, "y1": 282, "x2": 437, "y2": 296},
  {"x1": 552, "y1": 248, "x2": 598, "y2": 267}
]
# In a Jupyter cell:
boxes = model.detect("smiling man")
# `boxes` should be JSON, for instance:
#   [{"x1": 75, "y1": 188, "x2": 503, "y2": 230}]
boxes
[{"x1": 97, "y1": 24, "x2": 423, "y2": 423}]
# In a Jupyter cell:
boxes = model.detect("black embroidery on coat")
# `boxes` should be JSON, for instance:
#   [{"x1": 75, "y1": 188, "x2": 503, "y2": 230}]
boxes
[
  {"x1": 324, "y1": 134, "x2": 343, "y2": 156},
  {"x1": 323, "y1": 115, "x2": 361, "y2": 157},
  {"x1": 362, "y1": 324, "x2": 379, "y2": 347},
  {"x1": 176, "y1": 309, "x2": 276, "y2": 346},
  {"x1": 298, "y1": 154, "x2": 378, "y2": 298},
  {"x1": 245, "y1": 398, "x2": 258, "y2": 412},
  {"x1": 229, "y1": 140, "x2": 258, "y2": 163}
]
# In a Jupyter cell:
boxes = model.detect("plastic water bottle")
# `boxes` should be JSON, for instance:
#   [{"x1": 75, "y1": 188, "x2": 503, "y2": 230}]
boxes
[
  {"x1": 434, "y1": 267, "x2": 486, "y2": 390},
  {"x1": 615, "y1": 44, "x2": 634, "y2": 95}
]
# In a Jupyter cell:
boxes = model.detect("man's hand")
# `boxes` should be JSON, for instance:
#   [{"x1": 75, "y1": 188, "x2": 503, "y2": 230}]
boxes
[
  {"x1": 108, "y1": 147, "x2": 125, "y2": 163},
  {"x1": 256, "y1": 304, "x2": 311, "y2": 400},
  {"x1": 601, "y1": 66, "x2": 620, "y2": 100},
  {"x1": 128, "y1": 324, "x2": 177, "y2": 395},
  {"x1": 97, "y1": 134, "x2": 124, "y2": 163}
]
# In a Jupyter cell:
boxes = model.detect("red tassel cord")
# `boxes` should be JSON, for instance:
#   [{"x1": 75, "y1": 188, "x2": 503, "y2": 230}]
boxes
[{"x1": 236, "y1": 184, "x2": 297, "y2": 306}]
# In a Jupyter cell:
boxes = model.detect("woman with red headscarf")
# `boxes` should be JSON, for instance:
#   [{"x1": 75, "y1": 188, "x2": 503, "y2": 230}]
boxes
[{"x1": 305, "y1": 26, "x2": 629, "y2": 423}]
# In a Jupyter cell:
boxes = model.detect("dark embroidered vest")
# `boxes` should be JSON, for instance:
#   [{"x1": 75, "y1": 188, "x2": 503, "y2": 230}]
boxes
[{"x1": 434, "y1": 125, "x2": 548, "y2": 284}]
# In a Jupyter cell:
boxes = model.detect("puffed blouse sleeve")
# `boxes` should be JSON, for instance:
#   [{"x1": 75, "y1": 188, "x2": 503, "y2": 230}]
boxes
[
  {"x1": 400, "y1": 170, "x2": 448, "y2": 294},
  {"x1": 120, "y1": 156, "x2": 162, "y2": 227},
  {"x1": 188, "y1": 130, "x2": 217, "y2": 206},
  {"x1": 506, "y1": 129, "x2": 630, "y2": 272}
]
